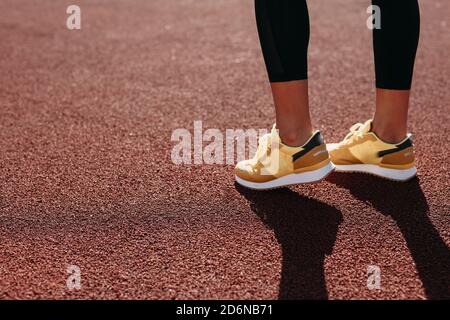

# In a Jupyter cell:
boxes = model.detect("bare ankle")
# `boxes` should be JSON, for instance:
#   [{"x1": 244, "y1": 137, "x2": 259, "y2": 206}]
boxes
[
  {"x1": 279, "y1": 128, "x2": 313, "y2": 147},
  {"x1": 372, "y1": 120, "x2": 407, "y2": 144}
]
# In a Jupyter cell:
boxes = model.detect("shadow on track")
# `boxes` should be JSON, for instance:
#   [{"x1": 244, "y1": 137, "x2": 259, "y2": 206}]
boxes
[
  {"x1": 236, "y1": 184, "x2": 343, "y2": 300},
  {"x1": 327, "y1": 174, "x2": 450, "y2": 300}
]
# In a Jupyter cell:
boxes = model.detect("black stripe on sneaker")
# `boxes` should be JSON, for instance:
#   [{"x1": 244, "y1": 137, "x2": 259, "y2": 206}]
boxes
[
  {"x1": 292, "y1": 132, "x2": 324, "y2": 162},
  {"x1": 378, "y1": 138, "x2": 413, "y2": 157}
]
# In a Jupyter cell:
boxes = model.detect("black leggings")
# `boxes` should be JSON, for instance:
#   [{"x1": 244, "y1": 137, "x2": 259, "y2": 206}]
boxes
[{"x1": 255, "y1": 0, "x2": 420, "y2": 90}]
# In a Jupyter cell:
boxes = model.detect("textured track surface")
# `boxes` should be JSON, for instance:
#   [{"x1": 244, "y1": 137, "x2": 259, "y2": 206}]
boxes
[{"x1": 0, "y1": 0, "x2": 449, "y2": 300}]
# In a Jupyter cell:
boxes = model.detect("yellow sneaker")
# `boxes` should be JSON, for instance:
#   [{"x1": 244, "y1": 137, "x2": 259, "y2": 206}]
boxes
[
  {"x1": 235, "y1": 125, "x2": 334, "y2": 190},
  {"x1": 327, "y1": 120, "x2": 417, "y2": 181}
]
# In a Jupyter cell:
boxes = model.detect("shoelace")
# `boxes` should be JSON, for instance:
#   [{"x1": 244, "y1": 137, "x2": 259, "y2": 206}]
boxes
[
  {"x1": 255, "y1": 133, "x2": 272, "y2": 161},
  {"x1": 342, "y1": 123, "x2": 365, "y2": 143}
]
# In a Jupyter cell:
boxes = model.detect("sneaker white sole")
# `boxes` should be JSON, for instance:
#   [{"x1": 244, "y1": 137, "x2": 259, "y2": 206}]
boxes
[
  {"x1": 334, "y1": 164, "x2": 417, "y2": 182},
  {"x1": 235, "y1": 162, "x2": 335, "y2": 191}
]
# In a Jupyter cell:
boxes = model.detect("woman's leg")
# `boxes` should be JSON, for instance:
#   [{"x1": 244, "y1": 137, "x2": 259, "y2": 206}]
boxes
[
  {"x1": 255, "y1": 0, "x2": 312, "y2": 146},
  {"x1": 372, "y1": 0, "x2": 420, "y2": 143},
  {"x1": 235, "y1": 0, "x2": 333, "y2": 189}
]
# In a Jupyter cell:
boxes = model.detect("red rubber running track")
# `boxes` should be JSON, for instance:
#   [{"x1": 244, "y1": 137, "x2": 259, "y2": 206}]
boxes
[{"x1": 0, "y1": 0, "x2": 449, "y2": 299}]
